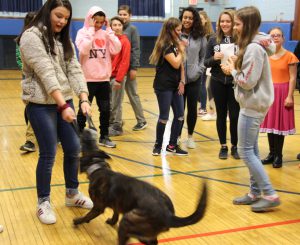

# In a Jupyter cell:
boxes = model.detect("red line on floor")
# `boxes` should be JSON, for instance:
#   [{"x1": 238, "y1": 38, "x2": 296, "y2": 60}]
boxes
[{"x1": 128, "y1": 218, "x2": 300, "y2": 244}]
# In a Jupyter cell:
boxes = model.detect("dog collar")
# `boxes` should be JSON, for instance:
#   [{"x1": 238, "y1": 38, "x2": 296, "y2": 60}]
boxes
[{"x1": 86, "y1": 163, "x2": 103, "y2": 176}]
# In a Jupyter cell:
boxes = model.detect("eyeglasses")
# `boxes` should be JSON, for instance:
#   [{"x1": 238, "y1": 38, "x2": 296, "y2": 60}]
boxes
[{"x1": 270, "y1": 34, "x2": 282, "y2": 38}]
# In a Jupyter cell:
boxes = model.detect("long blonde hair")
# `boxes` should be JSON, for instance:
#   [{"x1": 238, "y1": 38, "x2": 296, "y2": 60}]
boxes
[
  {"x1": 235, "y1": 6, "x2": 261, "y2": 71},
  {"x1": 199, "y1": 11, "x2": 214, "y2": 37},
  {"x1": 149, "y1": 17, "x2": 183, "y2": 65},
  {"x1": 216, "y1": 10, "x2": 235, "y2": 44}
]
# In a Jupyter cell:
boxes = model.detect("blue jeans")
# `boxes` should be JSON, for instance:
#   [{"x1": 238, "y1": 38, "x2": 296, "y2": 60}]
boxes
[
  {"x1": 238, "y1": 113, "x2": 276, "y2": 196},
  {"x1": 199, "y1": 72, "x2": 207, "y2": 109},
  {"x1": 27, "y1": 101, "x2": 80, "y2": 200},
  {"x1": 155, "y1": 89, "x2": 184, "y2": 146}
]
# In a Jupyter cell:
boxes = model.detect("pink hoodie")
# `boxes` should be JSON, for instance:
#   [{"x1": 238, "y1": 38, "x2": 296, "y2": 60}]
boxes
[{"x1": 75, "y1": 6, "x2": 121, "y2": 82}]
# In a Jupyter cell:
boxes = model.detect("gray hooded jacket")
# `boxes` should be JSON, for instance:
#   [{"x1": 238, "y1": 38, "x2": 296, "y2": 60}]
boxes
[
  {"x1": 231, "y1": 32, "x2": 275, "y2": 118},
  {"x1": 184, "y1": 35, "x2": 207, "y2": 83}
]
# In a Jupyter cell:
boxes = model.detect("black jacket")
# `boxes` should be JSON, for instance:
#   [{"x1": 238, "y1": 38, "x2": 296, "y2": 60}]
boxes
[{"x1": 204, "y1": 35, "x2": 235, "y2": 84}]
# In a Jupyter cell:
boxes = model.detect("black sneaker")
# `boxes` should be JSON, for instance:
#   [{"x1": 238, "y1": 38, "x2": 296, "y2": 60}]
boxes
[
  {"x1": 20, "y1": 141, "x2": 36, "y2": 152},
  {"x1": 166, "y1": 145, "x2": 188, "y2": 156},
  {"x1": 152, "y1": 144, "x2": 161, "y2": 156},
  {"x1": 231, "y1": 145, "x2": 240, "y2": 159},
  {"x1": 132, "y1": 122, "x2": 148, "y2": 131},
  {"x1": 219, "y1": 146, "x2": 228, "y2": 159}
]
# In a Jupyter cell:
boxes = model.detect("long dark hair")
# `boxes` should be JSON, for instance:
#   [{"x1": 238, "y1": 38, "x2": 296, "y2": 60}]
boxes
[
  {"x1": 16, "y1": 0, "x2": 73, "y2": 61},
  {"x1": 179, "y1": 7, "x2": 204, "y2": 40},
  {"x1": 235, "y1": 6, "x2": 261, "y2": 71}
]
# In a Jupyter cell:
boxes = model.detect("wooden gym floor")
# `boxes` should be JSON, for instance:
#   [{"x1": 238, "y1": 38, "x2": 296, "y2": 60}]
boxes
[{"x1": 0, "y1": 69, "x2": 300, "y2": 245}]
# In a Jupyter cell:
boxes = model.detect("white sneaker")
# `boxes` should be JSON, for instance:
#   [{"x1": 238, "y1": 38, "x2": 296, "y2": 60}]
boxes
[
  {"x1": 202, "y1": 113, "x2": 217, "y2": 121},
  {"x1": 65, "y1": 192, "x2": 93, "y2": 209},
  {"x1": 37, "y1": 201, "x2": 56, "y2": 224},
  {"x1": 186, "y1": 138, "x2": 196, "y2": 149}
]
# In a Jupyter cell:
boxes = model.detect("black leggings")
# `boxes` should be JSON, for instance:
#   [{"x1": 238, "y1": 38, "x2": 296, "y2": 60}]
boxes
[
  {"x1": 180, "y1": 80, "x2": 200, "y2": 136},
  {"x1": 210, "y1": 78, "x2": 240, "y2": 146}
]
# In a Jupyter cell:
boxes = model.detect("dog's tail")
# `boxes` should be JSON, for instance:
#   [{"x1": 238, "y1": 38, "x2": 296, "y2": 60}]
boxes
[{"x1": 170, "y1": 181, "x2": 207, "y2": 228}]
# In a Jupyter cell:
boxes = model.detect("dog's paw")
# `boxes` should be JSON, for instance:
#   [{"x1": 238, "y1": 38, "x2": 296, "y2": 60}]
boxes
[
  {"x1": 105, "y1": 218, "x2": 117, "y2": 226},
  {"x1": 73, "y1": 217, "x2": 84, "y2": 225}
]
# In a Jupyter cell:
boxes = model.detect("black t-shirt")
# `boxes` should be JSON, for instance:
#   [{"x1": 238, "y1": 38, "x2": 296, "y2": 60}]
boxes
[{"x1": 153, "y1": 44, "x2": 181, "y2": 91}]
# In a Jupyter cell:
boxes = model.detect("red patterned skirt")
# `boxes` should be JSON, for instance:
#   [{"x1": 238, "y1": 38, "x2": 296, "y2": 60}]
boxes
[{"x1": 260, "y1": 82, "x2": 295, "y2": 135}]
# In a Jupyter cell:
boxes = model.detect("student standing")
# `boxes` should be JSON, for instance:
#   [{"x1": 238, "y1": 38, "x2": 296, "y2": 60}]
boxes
[
  {"x1": 260, "y1": 27, "x2": 299, "y2": 168},
  {"x1": 17, "y1": 0, "x2": 93, "y2": 224},
  {"x1": 204, "y1": 10, "x2": 240, "y2": 159},
  {"x1": 109, "y1": 16, "x2": 131, "y2": 136},
  {"x1": 198, "y1": 10, "x2": 214, "y2": 117},
  {"x1": 223, "y1": 6, "x2": 280, "y2": 212},
  {"x1": 76, "y1": 6, "x2": 121, "y2": 147},
  {"x1": 118, "y1": 5, "x2": 147, "y2": 131},
  {"x1": 149, "y1": 17, "x2": 188, "y2": 156},
  {"x1": 17, "y1": 12, "x2": 36, "y2": 152},
  {"x1": 179, "y1": 7, "x2": 207, "y2": 149}
]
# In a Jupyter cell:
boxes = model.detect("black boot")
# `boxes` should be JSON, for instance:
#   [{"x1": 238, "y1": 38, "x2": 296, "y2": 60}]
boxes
[
  {"x1": 273, "y1": 155, "x2": 282, "y2": 168},
  {"x1": 297, "y1": 153, "x2": 300, "y2": 160},
  {"x1": 273, "y1": 135, "x2": 284, "y2": 168},
  {"x1": 261, "y1": 133, "x2": 275, "y2": 164},
  {"x1": 261, "y1": 153, "x2": 274, "y2": 164}
]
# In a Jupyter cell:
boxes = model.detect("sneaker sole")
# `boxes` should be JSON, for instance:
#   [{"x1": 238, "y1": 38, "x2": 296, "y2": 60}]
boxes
[
  {"x1": 166, "y1": 151, "x2": 188, "y2": 156},
  {"x1": 219, "y1": 156, "x2": 228, "y2": 160},
  {"x1": 233, "y1": 199, "x2": 259, "y2": 205},
  {"x1": 98, "y1": 143, "x2": 117, "y2": 148},
  {"x1": 152, "y1": 153, "x2": 161, "y2": 156},
  {"x1": 20, "y1": 147, "x2": 36, "y2": 152},
  {"x1": 251, "y1": 202, "x2": 280, "y2": 212},
  {"x1": 99, "y1": 143, "x2": 117, "y2": 148}
]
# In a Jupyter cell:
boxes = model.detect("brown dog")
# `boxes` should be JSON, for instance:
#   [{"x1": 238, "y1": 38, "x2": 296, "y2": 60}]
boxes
[{"x1": 74, "y1": 128, "x2": 207, "y2": 245}]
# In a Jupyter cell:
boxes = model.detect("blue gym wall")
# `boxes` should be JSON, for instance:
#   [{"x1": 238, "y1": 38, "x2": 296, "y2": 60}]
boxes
[{"x1": 0, "y1": 0, "x2": 297, "y2": 69}]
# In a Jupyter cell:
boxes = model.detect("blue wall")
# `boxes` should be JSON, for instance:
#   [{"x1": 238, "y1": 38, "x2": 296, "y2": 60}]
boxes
[{"x1": 1, "y1": 18, "x2": 296, "y2": 52}]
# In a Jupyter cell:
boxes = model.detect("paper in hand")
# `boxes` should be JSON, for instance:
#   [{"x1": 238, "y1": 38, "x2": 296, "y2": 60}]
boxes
[{"x1": 220, "y1": 43, "x2": 235, "y2": 64}]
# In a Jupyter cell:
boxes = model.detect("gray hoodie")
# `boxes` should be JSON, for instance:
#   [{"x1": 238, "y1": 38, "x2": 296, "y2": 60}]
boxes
[
  {"x1": 184, "y1": 35, "x2": 207, "y2": 83},
  {"x1": 231, "y1": 32, "x2": 275, "y2": 118}
]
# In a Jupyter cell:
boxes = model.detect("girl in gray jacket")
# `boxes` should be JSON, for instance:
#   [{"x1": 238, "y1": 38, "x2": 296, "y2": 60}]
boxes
[
  {"x1": 223, "y1": 6, "x2": 280, "y2": 212},
  {"x1": 179, "y1": 7, "x2": 207, "y2": 149}
]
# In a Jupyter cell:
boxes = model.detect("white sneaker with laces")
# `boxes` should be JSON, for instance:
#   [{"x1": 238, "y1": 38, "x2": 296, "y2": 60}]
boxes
[
  {"x1": 65, "y1": 192, "x2": 93, "y2": 209},
  {"x1": 201, "y1": 113, "x2": 217, "y2": 121},
  {"x1": 37, "y1": 201, "x2": 56, "y2": 224},
  {"x1": 186, "y1": 138, "x2": 196, "y2": 149}
]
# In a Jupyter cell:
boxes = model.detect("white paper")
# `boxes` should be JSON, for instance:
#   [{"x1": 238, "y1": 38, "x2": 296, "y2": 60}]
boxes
[{"x1": 220, "y1": 43, "x2": 235, "y2": 65}]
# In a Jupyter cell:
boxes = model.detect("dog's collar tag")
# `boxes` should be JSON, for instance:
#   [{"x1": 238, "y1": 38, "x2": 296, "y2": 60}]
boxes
[{"x1": 87, "y1": 164, "x2": 102, "y2": 176}]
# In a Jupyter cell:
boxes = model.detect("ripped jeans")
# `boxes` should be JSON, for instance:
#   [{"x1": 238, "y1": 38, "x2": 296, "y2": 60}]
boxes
[{"x1": 155, "y1": 89, "x2": 184, "y2": 147}]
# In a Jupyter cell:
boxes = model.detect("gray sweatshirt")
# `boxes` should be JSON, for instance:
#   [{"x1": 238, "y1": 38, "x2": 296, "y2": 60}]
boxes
[
  {"x1": 184, "y1": 35, "x2": 207, "y2": 83},
  {"x1": 231, "y1": 32, "x2": 275, "y2": 118},
  {"x1": 123, "y1": 22, "x2": 140, "y2": 70}
]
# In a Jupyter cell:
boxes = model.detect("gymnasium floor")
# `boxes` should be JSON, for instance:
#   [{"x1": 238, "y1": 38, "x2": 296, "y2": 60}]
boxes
[{"x1": 0, "y1": 69, "x2": 300, "y2": 244}]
